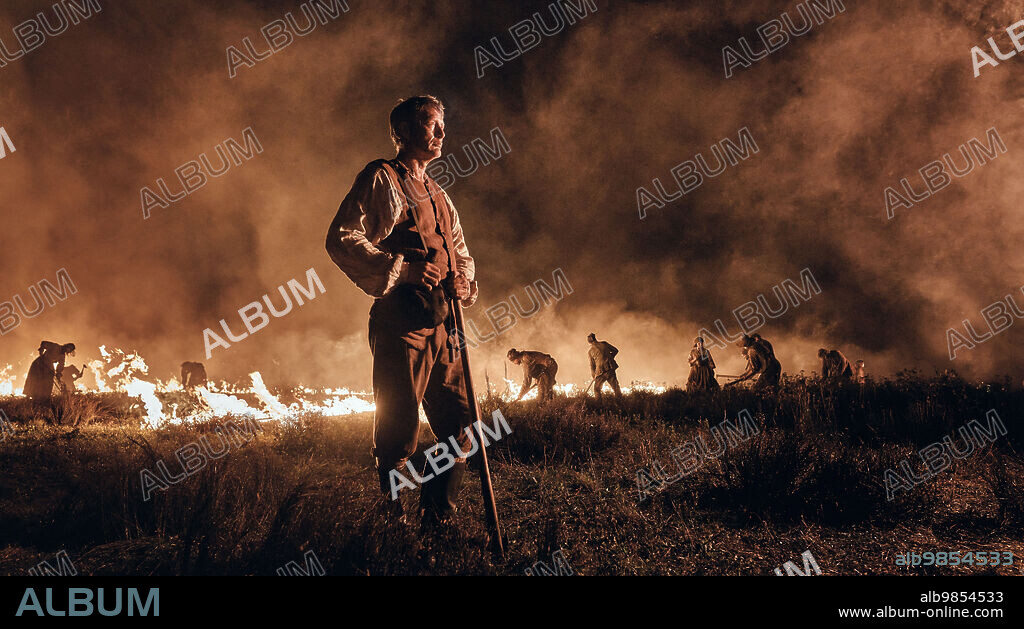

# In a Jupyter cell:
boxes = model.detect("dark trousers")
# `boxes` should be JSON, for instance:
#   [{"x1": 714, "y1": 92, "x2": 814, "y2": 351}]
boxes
[
  {"x1": 594, "y1": 370, "x2": 622, "y2": 400},
  {"x1": 368, "y1": 306, "x2": 475, "y2": 477},
  {"x1": 755, "y1": 359, "x2": 782, "y2": 389},
  {"x1": 536, "y1": 362, "x2": 558, "y2": 401},
  {"x1": 24, "y1": 358, "x2": 58, "y2": 401}
]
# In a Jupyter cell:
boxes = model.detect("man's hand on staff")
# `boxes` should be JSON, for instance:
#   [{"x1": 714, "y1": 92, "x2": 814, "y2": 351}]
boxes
[{"x1": 400, "y1": 261, "x2": 442, "y2": 288}]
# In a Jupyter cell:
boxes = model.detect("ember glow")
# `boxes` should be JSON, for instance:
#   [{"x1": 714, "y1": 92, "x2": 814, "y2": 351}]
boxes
[
  {"x1": 498, "y1": 378, "x2": 667, "y2": 401},
  {"x1": 0, "y1": 365, "x2": 15, "y2": 397}
]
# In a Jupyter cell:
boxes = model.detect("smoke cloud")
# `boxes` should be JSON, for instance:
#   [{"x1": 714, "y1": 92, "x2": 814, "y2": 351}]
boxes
[{"x1": 1, "y1": 0, "x2": 1021, "y2": 388}]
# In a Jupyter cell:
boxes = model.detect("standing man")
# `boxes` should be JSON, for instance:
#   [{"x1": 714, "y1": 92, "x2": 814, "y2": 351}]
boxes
[
  {"x1": 587, "y1": 332, "x2": 622, "y2": 400},
  {"x1": 507, "y1": 348, "x2": 558, "y2": 402},
  {"x1": 325, "y1": 95, "x2": 479, "y2": 525}
]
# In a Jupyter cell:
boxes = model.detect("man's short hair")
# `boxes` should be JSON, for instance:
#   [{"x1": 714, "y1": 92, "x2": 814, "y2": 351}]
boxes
[{"x1": 389, "y1": 95, "x2": 444, "y2": 150}]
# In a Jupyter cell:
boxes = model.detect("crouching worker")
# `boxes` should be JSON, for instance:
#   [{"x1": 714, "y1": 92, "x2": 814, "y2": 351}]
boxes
[
  {"x1": 24, "y1": 341, "x2": 76, "y2": 402},
  {"x1": 726, "y1": 335, "x2": 781, "y2": 390},
  {"x1": 325, "y1": 95, "x2": 480, "y2": 526},
  {"x1": 59, "y1": 364, "x2": 84, "y2": 394},
  {"x1": 818, "y1": 348, "x2": 853, "y2": 382},
  {"x1": 180, "y1": 361, "x2": 208, "y2": 389},
  {"x1": 508, "y1": 348, "x2": 558, "y2": 402}
]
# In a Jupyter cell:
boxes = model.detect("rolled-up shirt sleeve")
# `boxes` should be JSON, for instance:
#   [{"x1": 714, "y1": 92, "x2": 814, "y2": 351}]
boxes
[
  {"x1": 444, "y1": 189, "x2": 479, "y2": 307},
  {"x1": 325, "y1": 163, "x2": 406, "y2": 298}
]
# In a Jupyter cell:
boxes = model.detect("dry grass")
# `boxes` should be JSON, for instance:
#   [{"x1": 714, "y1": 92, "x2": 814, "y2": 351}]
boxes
[{"x1": 0, "y1": 375, "x2": 1021, "y2": 575}]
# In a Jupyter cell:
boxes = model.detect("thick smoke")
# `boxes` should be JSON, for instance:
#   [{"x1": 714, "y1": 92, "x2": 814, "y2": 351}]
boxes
[{"x1": 1, "y1": 0, "x2": 1021, "y2": 389}]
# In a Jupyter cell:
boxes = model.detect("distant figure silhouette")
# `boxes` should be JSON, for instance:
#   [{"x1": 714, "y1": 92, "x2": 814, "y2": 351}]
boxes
[
  {"x1": 587, "y1": 332, "x2": 622, "y2": 401},
  {"x1": 24, "y1": 341, "x2": 76, "y2": 401},
  {"x1": 508, "y1": 348, "x2": 558, "y2": 402},
  {"x1": 751, "y1": 333, "x2": 775, "y2": 360},
  {"x1": 853, "y1": 359, "x2": 866, "y2": 383},
  {"x1": 686, "y1": 336, "x2": 719, "y2": 392},
  {"x1": 180, "y1": 362, "x2": 208, "y2": 389},
  {"x1": 727, "y1": 335, "x2": 781, "y2": 389},
  {"x1": 818, "y1": 348, "x2": 853, "y2": 381},
  {"x1": 59, "y1": 364, "x2": 84, "y2": 394}
]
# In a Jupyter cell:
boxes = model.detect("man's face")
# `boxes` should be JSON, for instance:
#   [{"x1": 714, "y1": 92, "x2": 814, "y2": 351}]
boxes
[{"x1": 404, "y1": 107, "x2": 445, "y2": 162}]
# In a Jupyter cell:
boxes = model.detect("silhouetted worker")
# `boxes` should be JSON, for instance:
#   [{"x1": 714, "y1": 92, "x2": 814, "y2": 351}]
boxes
[
  {"x1": 818, "y1": 348, "x2": 853, "y2": 381},
  {"x1": 508, "y1": 348, "x2": 558, "y2": 402},
  {"x1": 735, "y1": 345, "x2": 760, "y2": 383},
  {"x1": 686, "y1": 336, "x2": 719, "y2": 392},
  {"x1": 325, "y1": 95, "x2": 478, "y2": 525},
  {"x1": 24, "y1": 341, "x2": 75, "y2": 401},
  {"x1": 587, "y1": 332, "x2": 622, "y2": 400},
  {"x1": 180, "y1": 362, "x2": 208, "y2": 389},
  {"x1": 59, "y1": 364, "x2": 84, "y2": 394},
  {"x1": 752, "y1": 333, "x2": 774, "y2": 360},
  {"x1": 727, "y1": 335, "x2": 781, "y2": 389},
  {"x1": 854, "y1": 359, "x2": 866, "y2": 383}
]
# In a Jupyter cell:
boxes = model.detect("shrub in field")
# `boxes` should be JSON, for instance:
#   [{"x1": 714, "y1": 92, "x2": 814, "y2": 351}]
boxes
[
  {"x1": 646, "y1": 427, "x2": 944, "y2": 526},
  {"x1": 700, "y1": 428, "x2": 809, "y2": 520},
  {"x1": 986, "y1": 452, "x2": 1024, "y2": 527},
  {"x1": 1, "y1": 393, "x2": 141, "y2": 427},
  {"x1": 483, "y1": 398, "x2": 622, "y2": 465}
]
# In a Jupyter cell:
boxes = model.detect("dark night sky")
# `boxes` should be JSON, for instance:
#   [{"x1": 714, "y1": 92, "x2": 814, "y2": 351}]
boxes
[{"x1": 1, "y1": 0, "x2": 1023, "y2": 388}]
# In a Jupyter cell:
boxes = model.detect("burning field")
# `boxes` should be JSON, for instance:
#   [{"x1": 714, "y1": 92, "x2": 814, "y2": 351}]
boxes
[
  {"x1": 4, "y1": 0, "x2": 1024, "y2": 609},
  {"x1": 0, "y1": 345, "x2": 664, "y2": 428},
  {"x1": 1, "y1": 366, "x2": 1022, "y2": 576},
  {"x1": 2, "y1": 346, "x2": 376, "y2": 429}
]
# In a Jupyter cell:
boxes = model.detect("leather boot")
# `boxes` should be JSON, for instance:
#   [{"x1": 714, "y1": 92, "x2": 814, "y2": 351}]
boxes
[
  {"x1": 420, "y1": 458, "x2": 467, "y2": 526},
  {"x1": 376, "y1": 460, "x2": 405, "y2": 521}
]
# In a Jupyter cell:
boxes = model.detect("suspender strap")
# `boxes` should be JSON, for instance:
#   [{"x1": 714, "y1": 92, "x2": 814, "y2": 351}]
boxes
[
  {"x1": 380, "y1": 160, "x2": 459, "y2": 350},
  {"x1": 424, "y1": 178, "x2": 457, "y2": 275}
]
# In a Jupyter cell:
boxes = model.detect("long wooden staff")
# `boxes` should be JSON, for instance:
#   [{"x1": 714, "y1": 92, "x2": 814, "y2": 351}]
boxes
[{"x1": 451, "y1": 297, "x2": 505, "y2": 558}]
